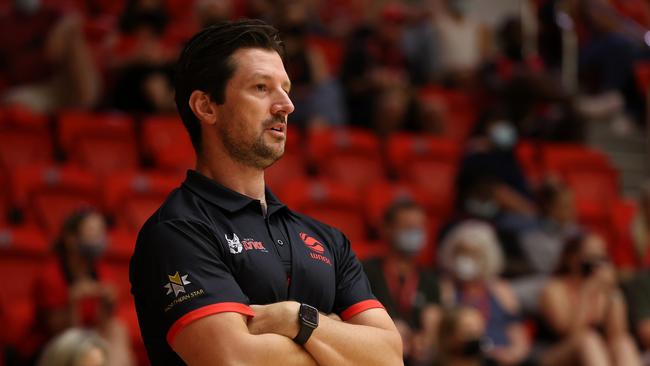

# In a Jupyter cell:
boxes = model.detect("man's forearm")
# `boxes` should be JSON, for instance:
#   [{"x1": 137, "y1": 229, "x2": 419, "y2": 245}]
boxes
[
  {"x1": 303, "y1": 312, "x2": 403, "y2": 366},
  {"x1": 243, "y1": 333, "x2": 318, "y2": 366}
]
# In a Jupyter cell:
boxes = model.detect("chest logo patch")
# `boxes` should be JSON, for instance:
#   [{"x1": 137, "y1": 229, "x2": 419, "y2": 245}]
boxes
[
  {"x1": 226, "y1": 233, "x2": 243, "y2": 254},
  {"x1": 300, "y1": 232, "x2": 325, "y2": 253},
  {"x1": 225, "y1": 233, "x2": 268, "y2": 254}
]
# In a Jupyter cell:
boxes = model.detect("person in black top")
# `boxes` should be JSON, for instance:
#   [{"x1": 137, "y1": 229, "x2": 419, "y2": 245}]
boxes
[
  {"x1": 129, "y1": 19, "x2": 401, "y2": 366},
  {"x1": 363, "y1": 200, "x2": 441, "y2": 365}
]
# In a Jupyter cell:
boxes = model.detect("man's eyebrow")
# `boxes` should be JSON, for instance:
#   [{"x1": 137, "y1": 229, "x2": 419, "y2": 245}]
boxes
[{"x1": 250, "y1": 72, "x2": 291, "y2": 91}]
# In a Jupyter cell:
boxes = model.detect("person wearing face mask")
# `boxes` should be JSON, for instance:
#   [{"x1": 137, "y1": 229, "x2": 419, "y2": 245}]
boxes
[
  {"x1": 438, "y1": 221, "x2": 530, "y2": 365},
  {"x1": 363, "y1": 200, "x2": 442, "y2": 366},
  {"x1": 537, "y1": 233, "x2": 642, "y2": 366},
  {"x1": 16, "y1": 209, "x2": 134, "y2": 366}
]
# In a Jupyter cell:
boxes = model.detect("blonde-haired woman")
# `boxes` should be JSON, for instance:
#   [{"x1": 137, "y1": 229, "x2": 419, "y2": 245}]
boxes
[
  {"x1": 37, "y1": 328, "x2": 108, "y2": 366},
  {"x1": 438, "y1": 220, "x2": 530, "y2": 365}
]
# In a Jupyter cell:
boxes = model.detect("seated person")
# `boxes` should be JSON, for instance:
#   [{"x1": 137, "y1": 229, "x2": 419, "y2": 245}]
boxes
[
  {"x1": 438, "y1": 220, "x2": 530, "y2": 365},
  {"x1": 363, "y1": 200, "x2": 441, "y2": 365},
  {"x1": 0, "y1": 0, "x2": 100, "y2": 112},
  {"x1": 18, "y1": 209, "x2": 134, "y2": 366},
  {"x1": 37, "y1": 328, "x2": 108, "y2": 366},
  {"x1": 538, "y1": 232, "x2": 641, "y2": 366},
  {"x1": 434, "y1": 306, "x2": 487, "y2": 366},
  {"x1": 613, "y1": 181, "x2": 650, "y2": 273},
  {"x1": 512, "y1": 178, "x2": 581, "y2": 313},
  {"x1": 622, "y1": 270, "x2": 650, "y2": 364}
]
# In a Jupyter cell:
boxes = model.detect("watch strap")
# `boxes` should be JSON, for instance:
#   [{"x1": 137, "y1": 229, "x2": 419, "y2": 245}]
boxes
[{"x1": 293, "y1": 322, "x2": 315, "y2": 345}]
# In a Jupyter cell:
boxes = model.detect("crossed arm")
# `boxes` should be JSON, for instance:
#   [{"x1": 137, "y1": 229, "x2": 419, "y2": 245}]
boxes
[{"x1": 171, "y1": 301, "x2": 403, "y2": 366}]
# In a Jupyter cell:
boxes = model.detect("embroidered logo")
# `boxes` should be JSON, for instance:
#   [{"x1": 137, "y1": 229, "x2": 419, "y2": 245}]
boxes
[
  {"x1": 300, "y1": 232, "x2": 331, "y2": 266},
  {"x1": 226, "y1": 233, "x2": 243, "y2": 254},
  {"x1": 300, "y1": 232, "x2": 325, "y2": 253},
  {"x1": 164, "y1": 271, "x2": 191, "y2": 297},
  {"x1": 225, "y1": 233, "x2": 268, "y2": 254}
]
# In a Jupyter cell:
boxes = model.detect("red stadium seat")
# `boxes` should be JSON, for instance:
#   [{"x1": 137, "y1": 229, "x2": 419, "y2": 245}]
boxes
[
  {"x1": 351, "y1": 240, "x2": 387, "y2": 261},
  {"x1": 542, "y1": 143, "x2": 612, "y2": 176},
  {"x1": 72, "y1": 136, "x2": 139, "y2": 178},
  {"x1": 634, "y1": 61, "x2": 650, "y2": 94},
  {"x1": 58, "y1": 110, "x2": 135, "y2": 155},
  {"x1": 280, "y1": 179, "x2": 367, "y2": 242},
  {"x1": 106, "y1": 229, "x2": 137, "y2": 262},
  {"x1": 142, "y1": 115, "x2": 195, "y2": 174},
  {"x1": 363, "y1": 181, "x2": 437, "y2": 232},
  {"x1": 418, "y1": 86, "x2": 477, "y2": 140},
  {"x1": 0, "y1": 104, "x2": 49, "y2": 130},
  {"x1": 307, "y1": 127, "x2": 385, "y2": 191},
  {"x1": 9, "y1": 165, "x2": 100, "y2": 235},
  {"x1": 103, "y1": 171, "x2": 179, "y2": 213},
  {"x1": 400, "y1": 160, "x2": 457, "y2": 216},
  {"x1": 0, "y1": 130, "x2": 54, "y2": 172},
  {"x1": 516, "y1": 140, "x2": 543, "y2": 185},
  {"x1": 386, "y1": 133, "x2": 461, "y2": 177},
  {"x1": 116, "y1": 196, "x2": 166, "y2": 233},
  {"x1": 0, "y1": 225, "x2": 48, "y2": 256},
  {"x1": 266, "y1": 152, "x2": 308, "y2": 192}
]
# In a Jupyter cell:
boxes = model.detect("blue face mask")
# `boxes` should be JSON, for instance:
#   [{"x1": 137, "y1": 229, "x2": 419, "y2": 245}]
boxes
[{"x1": 489, "y1": 121, "x2": 517, "y2": 150}]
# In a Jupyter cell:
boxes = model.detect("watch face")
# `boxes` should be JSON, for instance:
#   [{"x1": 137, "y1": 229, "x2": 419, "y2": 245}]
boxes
[{"x1": 301, "y1": 304, "x2": 319, "y2": 327}]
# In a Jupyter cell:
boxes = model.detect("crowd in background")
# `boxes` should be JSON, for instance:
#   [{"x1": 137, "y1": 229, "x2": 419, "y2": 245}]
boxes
[{"x1": 3, "y1": 0, "x2": 650, "y2": 365}]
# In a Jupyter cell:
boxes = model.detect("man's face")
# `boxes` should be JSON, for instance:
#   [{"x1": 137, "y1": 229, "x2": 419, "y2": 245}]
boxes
[{"x1": 214, "y1": 48, "x2": 294, "y2": 170}]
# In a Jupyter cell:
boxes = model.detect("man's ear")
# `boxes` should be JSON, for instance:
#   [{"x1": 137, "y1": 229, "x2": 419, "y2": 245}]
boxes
[{"x1": 188, "y1": 90, "x2": 218, "y2": 126}]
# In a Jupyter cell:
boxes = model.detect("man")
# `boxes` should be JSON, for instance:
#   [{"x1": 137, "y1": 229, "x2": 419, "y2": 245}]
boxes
[
  {"x1": 362, "y1": 200, "x2": 440, "y2": 365},
  {"x1": 129, "y1": 19, "x2": 402, "y2": 366}
]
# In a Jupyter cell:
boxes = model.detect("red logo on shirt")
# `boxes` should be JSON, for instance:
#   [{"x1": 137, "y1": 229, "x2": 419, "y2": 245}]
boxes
[{"x1": 300, "y1": 232, "x2": 325, "y2": 253}]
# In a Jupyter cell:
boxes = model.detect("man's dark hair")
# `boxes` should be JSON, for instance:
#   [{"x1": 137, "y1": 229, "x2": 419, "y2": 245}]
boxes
[
  {"x1": 174, "y1": 19, "x2": 285, "y2": 152},
  {"x1": 383, "y1": 199, "x2": 423, "y2": 225}
]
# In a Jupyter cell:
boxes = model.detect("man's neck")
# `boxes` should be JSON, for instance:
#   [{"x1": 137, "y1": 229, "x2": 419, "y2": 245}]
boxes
[{"x1": 196, "y1": 150, "x2": 266, "y2": 202}]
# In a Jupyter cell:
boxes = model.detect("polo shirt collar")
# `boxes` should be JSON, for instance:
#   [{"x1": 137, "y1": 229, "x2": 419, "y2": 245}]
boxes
[{"x1": 182, "y1": 170, "x2": 286, "y2": 216}]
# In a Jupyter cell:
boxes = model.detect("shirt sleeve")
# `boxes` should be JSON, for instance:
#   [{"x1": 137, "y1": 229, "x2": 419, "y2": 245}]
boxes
[
  {"x1": 331, "y1": 231, "x2": 384, "y2": 320},
  {"x1": 130, "y1": 219, "x2": 254, "y2": 346}
]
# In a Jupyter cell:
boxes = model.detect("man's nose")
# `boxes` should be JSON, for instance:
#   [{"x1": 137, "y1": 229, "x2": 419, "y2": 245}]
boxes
[{"x1": 271, "y1": 90, "x2": 295, "y2": 117}]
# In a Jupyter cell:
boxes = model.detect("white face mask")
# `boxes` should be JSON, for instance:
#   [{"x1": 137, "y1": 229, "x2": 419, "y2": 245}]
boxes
[
  {"x1": 489, "y1": 121, "x2": 517, "y2": 150},
  {"x1": 454, "y1": 255, "x2": 481, "y2": 281},
  {"x1": 393, "y1": 229, "x2": 426, "y2": 257}
]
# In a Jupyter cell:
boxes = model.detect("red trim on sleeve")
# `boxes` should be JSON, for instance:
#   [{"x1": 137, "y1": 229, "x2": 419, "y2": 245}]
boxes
[
  {"x1": 340, "y1": 299, "x2": 385, "y2": 321},
  {"x1": 166, "y1": 302, "x2": 255, "y2": 345}
]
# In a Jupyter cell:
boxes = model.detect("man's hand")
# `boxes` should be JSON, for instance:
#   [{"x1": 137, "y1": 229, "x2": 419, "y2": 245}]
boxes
[{"x1": 248, "y1": 301, "x2": 301, "y2": 338}]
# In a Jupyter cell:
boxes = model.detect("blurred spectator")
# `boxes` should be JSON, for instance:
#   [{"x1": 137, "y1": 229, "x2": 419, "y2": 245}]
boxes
[
  {"x1": 433, "y1": 307, "x2": 487, "y2": 366},
  {"x1": 37, "y1": 328, "x2": 108, "y2": 366},
  {"x1": 622, "y1": 270, "x2": 650, "y2": 364},
  {"x1": 340, "y1": 3, "x2": 413, "y2": 131},
  {"x1": 456, "y1": 109, "x2": 536, "y2": 226},
  {"x1": 277, "y1": 1, "x2": 347, "y2": 129},
  {"x1": 195, "y1": 0, "x2": 233, "y2": 28},
  {"x1": 512, "y1": 179, "x2": 581, "y2": 313},
  {"x1": 438, "y1": 221, "x2": 530, "y2": 365},
  {"x1": 17, "y1": 210, "x2": 134, "y2": 366},
  {"x1": 108, "y1": 0, "x2": 176, "y2": 113},
  {"x1": 0, "y1": 0, "x2": 101, "y2": 113},
  {"x1": 613, "y1": 181, "x2": 650, "y2": 272},
  {"x1": 537, "y1": 232, "x2": 641, "y2": 366},
  {"x1": 486, "y1": 17, "x2": 585, "y2": 141},
  {"x1": 434, "y1": 0, "x2": 492, "y2": 86},
  {"x1": 363, "y1": 200, "x2": 441, "y2": 365}
]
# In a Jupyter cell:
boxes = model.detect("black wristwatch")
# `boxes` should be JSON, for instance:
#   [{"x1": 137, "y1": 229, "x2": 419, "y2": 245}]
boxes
[{"x1": 293, "y1": 303, "x2": 319, "y2": 345}]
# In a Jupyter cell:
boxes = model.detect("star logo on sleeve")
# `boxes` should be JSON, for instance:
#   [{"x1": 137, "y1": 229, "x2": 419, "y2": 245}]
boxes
[{"x1": 164, "y1": 271, "x2": 191, "y2": 297}]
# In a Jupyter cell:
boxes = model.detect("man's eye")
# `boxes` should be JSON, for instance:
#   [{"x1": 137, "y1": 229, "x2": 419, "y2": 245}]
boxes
[{"x1": 256, "y1": 84, "x2": 268, "y2": 92}]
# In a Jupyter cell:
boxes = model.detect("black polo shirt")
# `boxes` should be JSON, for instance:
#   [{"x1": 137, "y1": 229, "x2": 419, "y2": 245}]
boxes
[{"x1": 130, "y1": 170, "x2": 383, "y2": 365}]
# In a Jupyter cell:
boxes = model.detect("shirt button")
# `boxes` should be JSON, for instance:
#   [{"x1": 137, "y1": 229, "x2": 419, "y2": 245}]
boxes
[{"x1": 277, "y1": 239, "x2": 284, "y2": 246}]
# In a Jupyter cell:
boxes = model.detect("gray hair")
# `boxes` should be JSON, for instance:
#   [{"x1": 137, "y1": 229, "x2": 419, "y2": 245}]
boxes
[
  {"x1": 438, "y1": 220, "x2": 504, "y2": 279},
  {"x1": 37, "y1": 328, "x2": 108, "y2": 366}
]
